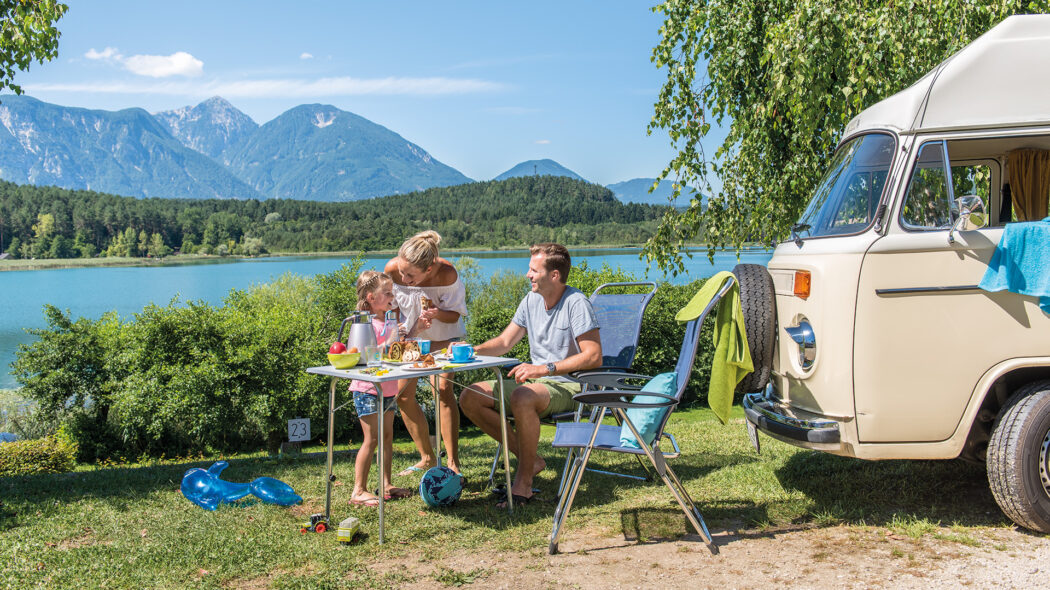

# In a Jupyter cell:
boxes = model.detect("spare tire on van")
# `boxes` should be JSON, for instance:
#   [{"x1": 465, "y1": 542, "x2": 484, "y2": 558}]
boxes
[{"x1": 732, "y1": 263, "x2": 776, "y2": 393}]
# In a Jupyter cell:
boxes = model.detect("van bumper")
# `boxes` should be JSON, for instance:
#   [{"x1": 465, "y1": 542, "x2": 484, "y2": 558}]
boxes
[{"x1": 743, "y1": 385, "x2": 842, "y2": 450}]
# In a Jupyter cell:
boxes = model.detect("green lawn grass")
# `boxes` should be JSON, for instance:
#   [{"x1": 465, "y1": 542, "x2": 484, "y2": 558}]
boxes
[{"x1": 0, "y1": 406, "x2": 1008, "y2": 589}]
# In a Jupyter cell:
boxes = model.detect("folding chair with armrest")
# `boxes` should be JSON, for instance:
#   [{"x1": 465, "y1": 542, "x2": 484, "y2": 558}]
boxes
[
  {"x1": 487, "y1": 281, "x2": 658, "y2": 489},
  {"x1": 547, "y1": 276, "x2": 736, "y2": 556}
]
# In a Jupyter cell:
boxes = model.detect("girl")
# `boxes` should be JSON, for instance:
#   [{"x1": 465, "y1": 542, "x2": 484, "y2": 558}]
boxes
[
  {"x1": 347, "y1": 270, "x2": 429, "y2": 506},
  {"x1": 385, "y1": 230, "x2": 469, "y2": 477}
]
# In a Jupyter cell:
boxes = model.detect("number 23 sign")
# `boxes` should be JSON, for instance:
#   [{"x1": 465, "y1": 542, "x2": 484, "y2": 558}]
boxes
[{"x1": 288, "y1": 418, "x2": 310, "y2": 442}]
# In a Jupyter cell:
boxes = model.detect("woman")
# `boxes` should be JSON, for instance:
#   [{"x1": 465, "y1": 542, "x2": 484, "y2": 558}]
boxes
[{"x1": 385, "y1": 230, "x2": 469, "y2": 476}]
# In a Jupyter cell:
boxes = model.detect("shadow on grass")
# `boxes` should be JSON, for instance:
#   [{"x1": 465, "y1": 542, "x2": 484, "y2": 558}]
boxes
[{"x1": 774, "y1": 451, "x2": 1008, "y2": 527}]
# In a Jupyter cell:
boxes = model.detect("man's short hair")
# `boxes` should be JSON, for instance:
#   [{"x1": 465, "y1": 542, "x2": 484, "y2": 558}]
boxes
[{"x1": 530, "y1": 242, "x2": 571, "y2": 283}]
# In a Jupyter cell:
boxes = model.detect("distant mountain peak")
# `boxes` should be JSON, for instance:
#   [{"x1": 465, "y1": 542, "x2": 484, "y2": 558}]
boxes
[
  {"x1": 606, "y1": 177, "x2": 705, "y2": 207},
  {"x1": 2, "y1": 95, "x2": 474, "y2": 203},
  {"x1": 0, "y1": 94, "x2": 260, "y2": 199},
  {"x1": 153, "y1": 96, "x2": 258, "y2": 161},
  {"x1": 494, "y1": 159, "x2": 584, "y2": 182},
  {"x1": 224, "y1": 102, "x2": 470, "y2": 200}
]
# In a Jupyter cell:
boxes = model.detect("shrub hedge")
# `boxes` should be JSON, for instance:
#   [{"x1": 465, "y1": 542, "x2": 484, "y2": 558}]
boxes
[
  {"x1": 12, "y1": 257, "x2": 722, "y2": 462},
  {"x1": 0, "y1": 435, "x2": 77, "y2": 476}
]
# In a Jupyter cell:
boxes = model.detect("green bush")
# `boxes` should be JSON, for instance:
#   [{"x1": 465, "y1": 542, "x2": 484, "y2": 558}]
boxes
[
  {"x1": 0, "y1": 435, "x2": 77, "y2": 476},
  {"x1": 14, "y1": 261, "x2": 364, "y2": 461}
]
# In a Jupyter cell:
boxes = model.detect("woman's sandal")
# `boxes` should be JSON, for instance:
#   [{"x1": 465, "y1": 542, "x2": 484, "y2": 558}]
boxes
[
  {"x1": 495, "y1": 493, "x2": 533, "y2": 509},
  {"x1": 349, "y1": 495, "x2": 380, "y2": 507}
]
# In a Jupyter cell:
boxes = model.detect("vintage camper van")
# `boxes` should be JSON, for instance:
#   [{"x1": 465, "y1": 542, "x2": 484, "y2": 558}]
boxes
[{"x1": 739, "y1": 15, "x2": 1050, "y2": 533}]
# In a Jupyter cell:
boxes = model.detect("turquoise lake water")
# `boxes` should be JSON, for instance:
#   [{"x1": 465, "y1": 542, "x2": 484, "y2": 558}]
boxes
[{"x1": 1, "y1": 248, "x2": 771, "y2": 389}]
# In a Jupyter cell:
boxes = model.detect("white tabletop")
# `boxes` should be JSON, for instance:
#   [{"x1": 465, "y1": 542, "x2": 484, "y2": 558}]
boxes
[{"x1": 306, "y1": 355, "x2": 519, "y2": 382}]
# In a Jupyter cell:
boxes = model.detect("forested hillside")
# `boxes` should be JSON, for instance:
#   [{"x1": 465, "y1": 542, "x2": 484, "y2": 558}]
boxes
[{"x1": 0, "y1": 176, "x2": 663, "y2": 259}]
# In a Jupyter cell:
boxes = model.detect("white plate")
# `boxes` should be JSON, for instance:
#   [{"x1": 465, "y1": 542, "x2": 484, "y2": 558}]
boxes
[
  {"x1": 443, "y1": 357, "x2": 478, "y2": 364},
  {"x1": 403, "y1": 364, "x2": 439, "y2": 371}
]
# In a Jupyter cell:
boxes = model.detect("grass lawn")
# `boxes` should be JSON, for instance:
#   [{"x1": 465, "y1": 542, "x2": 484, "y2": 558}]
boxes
[{"x1": 0, "y1": 406, "x2": 1007, "y2": 589}]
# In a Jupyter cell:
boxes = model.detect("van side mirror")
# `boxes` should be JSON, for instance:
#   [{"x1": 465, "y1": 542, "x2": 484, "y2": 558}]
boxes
[{"x1": 948, "y1": 195, "x2": 987, "y2": 244}]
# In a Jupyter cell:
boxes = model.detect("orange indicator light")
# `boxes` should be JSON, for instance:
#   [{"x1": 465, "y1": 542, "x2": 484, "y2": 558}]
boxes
[{"x1": 793, "y1": 271, "x2": 811, "y2": 299}]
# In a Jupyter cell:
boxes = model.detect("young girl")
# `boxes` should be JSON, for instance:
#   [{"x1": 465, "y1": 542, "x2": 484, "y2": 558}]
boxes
[{"x1": 348, "y1": 270, "x2": 429, "y2": 506}]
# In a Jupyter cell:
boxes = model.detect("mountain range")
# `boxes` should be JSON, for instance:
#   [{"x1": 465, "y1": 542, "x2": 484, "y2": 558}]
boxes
[
  {"x1": 606, "y1": 177, "x2": 704, "y2": 207},
  {"x1": 0, "y1": 95, "x2": 681, "y2": 205}
]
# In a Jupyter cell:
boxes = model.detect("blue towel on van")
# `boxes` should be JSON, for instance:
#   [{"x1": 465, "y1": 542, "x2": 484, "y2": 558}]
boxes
[{"x1": 978, "y1": 217, "x2": 1050, "y2": 314}]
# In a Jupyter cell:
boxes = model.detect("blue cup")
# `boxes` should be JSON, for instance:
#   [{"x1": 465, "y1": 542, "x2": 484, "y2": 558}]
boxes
[
  {"x1": 450, "y1": 343, "x2": 473, "y2": 362},
  {"x1": 416, "y1": 339, "x2": 431, "y2": 355}
]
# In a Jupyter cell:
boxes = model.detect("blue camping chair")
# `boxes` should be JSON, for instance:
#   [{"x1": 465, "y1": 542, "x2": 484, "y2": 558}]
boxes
[
  {"x1": 487, "y1": 281, "x2": 658, "y2": 489},
  {"x1": 547, "y1": 276, "x2": 736, "y2": 556}
]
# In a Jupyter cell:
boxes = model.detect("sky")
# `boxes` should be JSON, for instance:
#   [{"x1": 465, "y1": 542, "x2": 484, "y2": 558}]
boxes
[{"x1": 14, "y1": 1, "x2": 718, "y2": 186}]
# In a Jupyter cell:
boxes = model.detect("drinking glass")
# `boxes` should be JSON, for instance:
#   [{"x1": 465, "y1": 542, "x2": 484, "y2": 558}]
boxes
[{"x1": 364, "y1": 345, "x2": 382, "y2": 367}]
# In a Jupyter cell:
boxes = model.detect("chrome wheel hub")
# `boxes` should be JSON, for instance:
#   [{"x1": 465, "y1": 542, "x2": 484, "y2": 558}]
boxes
[{"x1": 1040, "y1": 428, "x2": 1050, "y2": 499}]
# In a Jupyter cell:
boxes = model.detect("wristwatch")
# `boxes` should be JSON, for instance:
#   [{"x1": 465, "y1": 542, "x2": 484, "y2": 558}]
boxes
[{"x1": 545, "y1": 362, "x2": 557, "y2": 376}]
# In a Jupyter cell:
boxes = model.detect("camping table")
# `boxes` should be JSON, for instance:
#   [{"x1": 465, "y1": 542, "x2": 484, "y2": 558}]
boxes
[{"x1": 306, "y1": 355, "x2": 518, "y2": 544}]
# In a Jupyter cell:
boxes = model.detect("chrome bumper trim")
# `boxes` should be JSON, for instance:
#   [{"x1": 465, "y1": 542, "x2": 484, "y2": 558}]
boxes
[{"x1": 743, "y1": 387, "x2": 841, "y2": 445}]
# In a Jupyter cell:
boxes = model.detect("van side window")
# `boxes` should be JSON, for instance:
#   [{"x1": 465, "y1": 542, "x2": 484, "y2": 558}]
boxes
[
  {"x1": 902, "y1": 142, "x2": 953, "y2": 229},
  {"x1": 952, "y1": 164, "x2": 992, "y2": 220}
]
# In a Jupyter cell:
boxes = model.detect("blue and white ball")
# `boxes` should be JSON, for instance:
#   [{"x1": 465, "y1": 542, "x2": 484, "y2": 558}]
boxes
[{"x1": 419, "y1": 466, "x2": 462, "y2": 507}]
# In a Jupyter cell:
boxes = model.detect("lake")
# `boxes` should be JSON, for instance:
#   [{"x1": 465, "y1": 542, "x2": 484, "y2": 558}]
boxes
[{"x1": 1, "y1": 248, "x2": 771, "y2": 389}]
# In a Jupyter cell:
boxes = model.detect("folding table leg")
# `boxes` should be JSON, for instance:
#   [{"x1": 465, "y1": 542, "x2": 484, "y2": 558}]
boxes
[
  {"x1": 375, "y1": 383, "x2": 385, "y2": 545},
  {"x1": 494, "y1": 370, "x2": 513, "y2": 512},
  {"x1": 324, "y1": 377, "x2": 338, "y2": 522}
]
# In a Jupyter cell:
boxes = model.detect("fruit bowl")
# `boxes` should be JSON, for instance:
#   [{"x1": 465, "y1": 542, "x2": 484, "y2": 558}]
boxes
[{"x1": 327, "y1": 352, "x2": 361, "y2": 369}]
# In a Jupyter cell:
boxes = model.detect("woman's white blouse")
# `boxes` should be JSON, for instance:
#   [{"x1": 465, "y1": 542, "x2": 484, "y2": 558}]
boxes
[{"x1": 393, "y1": 280, "x2": 468, "y2": 341}]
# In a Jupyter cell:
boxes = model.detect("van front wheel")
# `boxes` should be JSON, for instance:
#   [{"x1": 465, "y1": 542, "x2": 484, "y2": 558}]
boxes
[{"x1": 988, "y1": 380, "x2": 1050, "y2": 533}]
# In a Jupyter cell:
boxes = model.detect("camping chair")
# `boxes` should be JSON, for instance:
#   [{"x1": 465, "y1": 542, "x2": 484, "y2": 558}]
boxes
[
  {"x1": 546, "y1": 276, "x2": 736, "y2": 556},
  {"x1": 487, "y1": 281, "x2": 658, "y2": 489}
]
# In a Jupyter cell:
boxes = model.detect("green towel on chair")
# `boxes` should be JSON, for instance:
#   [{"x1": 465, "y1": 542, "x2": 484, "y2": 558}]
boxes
[{"x1": 675, "y1": 271, "x2": 753, "y2": 424}]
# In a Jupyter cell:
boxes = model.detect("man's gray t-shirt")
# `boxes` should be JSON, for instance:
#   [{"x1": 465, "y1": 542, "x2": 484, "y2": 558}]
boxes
[{"x1": 512, "y1": 286, "x2": 600, "y2": 382}]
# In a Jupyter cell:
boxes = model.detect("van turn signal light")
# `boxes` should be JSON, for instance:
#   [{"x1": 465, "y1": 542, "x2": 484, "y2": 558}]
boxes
[{"x1": 793, "y1": 271, "x2": 811, "y2": 299}]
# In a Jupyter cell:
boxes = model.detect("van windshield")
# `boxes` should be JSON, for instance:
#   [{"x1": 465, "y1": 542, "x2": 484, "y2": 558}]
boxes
[{"x1": 793, "y1": 133, "x2": 895, "y2": 240}]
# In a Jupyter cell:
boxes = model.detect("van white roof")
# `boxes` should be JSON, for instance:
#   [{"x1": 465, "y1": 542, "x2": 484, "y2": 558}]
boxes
[{"x1": 843, "y1": 15, "x2": 1050, "y2": 139}]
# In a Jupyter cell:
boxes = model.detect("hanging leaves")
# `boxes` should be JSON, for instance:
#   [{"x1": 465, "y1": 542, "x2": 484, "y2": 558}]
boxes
[{"x1": 644, "y1": 0, "x2": 1049, "y2": 272}]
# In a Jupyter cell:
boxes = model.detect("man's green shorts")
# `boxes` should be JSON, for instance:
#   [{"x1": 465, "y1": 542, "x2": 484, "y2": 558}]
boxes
[{"x1": 477, "y1": 378, "x2": 581, "y2": 418}]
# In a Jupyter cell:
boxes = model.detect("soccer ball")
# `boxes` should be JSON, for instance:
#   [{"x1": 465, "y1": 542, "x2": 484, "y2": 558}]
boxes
[{"x1": 419, "y1": 466, "x2": 462, "y2": 507}]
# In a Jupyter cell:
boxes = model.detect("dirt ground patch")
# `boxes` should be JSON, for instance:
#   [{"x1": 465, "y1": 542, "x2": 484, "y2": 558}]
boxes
[{"x1": 363, "y1": 523, "x2": 1050, "y2": 589}]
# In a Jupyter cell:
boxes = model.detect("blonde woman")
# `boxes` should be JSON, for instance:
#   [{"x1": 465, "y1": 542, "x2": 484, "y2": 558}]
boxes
[{"x1": 385, "y1": 230, "x2": 469, "y2": 477}]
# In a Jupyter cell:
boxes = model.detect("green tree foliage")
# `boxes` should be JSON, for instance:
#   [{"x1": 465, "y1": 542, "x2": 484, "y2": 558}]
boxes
[
  {"x1": 0, "y1": 0, "x2": 67, "y2": 96},
  {"x1": 0, "y1": 176, "x2": 661, "y2": 259},
  {"x1": 644, "y1": 0, "x2": 1049, "y2": 272}
]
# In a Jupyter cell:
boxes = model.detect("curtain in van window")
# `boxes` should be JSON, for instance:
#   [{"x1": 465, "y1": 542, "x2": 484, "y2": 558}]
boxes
[{"x1": 1007, "y1": 149, "x2": 1050, "y2": 221}]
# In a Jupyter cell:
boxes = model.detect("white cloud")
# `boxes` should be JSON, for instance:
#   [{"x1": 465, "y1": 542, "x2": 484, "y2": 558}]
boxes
[
  {"x1": 26, "y1": 76, "x2": 505, "y2": 97},
  {"x1": 82, "y1": 47, "x2": 203, "y2": 78},
  {"x1": 535, "y1": 139, "x2": 551, "y2": 144},
  {"x1": 85, "y1": 47, "x2": 122, "y2": 61},
  {"x1": 300, "y1": 52, "x2": 314, "y2": 60},
  {"x1": 123, "y1": 52, "x2": 203, "y2": 78}
]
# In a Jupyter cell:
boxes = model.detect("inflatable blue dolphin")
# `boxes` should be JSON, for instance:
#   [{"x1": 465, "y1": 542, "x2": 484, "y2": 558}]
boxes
[{"x1": 180, "y1": 461, "x2": 302, "y2": 511}]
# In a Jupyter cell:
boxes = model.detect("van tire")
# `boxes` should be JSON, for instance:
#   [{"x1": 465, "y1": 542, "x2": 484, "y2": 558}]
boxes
[
  {"x1": 987, "y1": 380, "x2": 1050, "y2": 533},
  {"x1": 732, "y1": 263, "x2": 776, "y2": 393}
]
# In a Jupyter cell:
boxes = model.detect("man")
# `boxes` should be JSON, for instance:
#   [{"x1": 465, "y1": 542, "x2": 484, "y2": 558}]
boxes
[{"x1": 460, "y1": 243, "x2": 601, "y2": 505}]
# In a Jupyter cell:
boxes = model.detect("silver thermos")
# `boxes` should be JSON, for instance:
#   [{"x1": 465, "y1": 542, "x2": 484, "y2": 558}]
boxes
[{"x1": 338, "y1": 312, "x2": 377, "y2": 365}]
